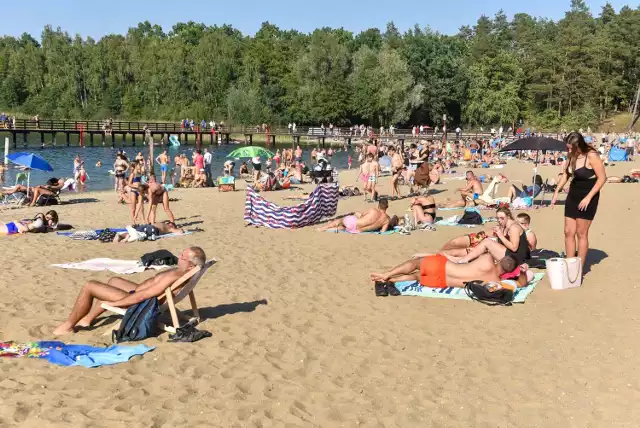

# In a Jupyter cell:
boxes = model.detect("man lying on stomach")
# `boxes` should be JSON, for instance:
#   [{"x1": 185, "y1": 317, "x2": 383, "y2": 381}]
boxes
[
  {"x1": 317, "y1": 199, "x2": 397, "y2": 234},
  {"x1": 53, "y1": 247, "x2": 206, "y2": 335}
]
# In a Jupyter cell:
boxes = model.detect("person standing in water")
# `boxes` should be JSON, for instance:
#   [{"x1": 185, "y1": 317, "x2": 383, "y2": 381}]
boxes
[{"x1": 155, "y1": 150, "x2": 170, "y2": 184}]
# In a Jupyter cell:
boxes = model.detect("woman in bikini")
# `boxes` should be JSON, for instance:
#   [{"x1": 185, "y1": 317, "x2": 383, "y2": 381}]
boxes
[
  {"x1": 1, "y1": 210, "x2": 59, "y2": 235},
  {"x1": 126, "y1": 161, "x2": 146, "y2": 224},
  {"x1": 409, "y1": 195, "x2": 437, "y2": 226}
]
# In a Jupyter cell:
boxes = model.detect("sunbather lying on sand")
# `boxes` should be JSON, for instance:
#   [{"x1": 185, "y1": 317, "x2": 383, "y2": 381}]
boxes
[
  {"x1": 52, "y1": 246, "x2": 206, "y2": 335},
  {"x1": 370, "y1": 253, "x2": 531, "y2": 289},
  {"x1": 0, "y1": 210, "x2": 59, "y2": 235},
  {"x1": 113, "y1": 221, "x2": 185, "y2": 243},
  {"x1": 317, "y1": 199, "x2": 395, "y2": 234}
]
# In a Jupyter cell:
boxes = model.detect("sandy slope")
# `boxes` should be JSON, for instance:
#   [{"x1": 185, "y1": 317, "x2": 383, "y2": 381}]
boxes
[{"x1": 0, "y1": 159, "x2": 638, "y2": 427}]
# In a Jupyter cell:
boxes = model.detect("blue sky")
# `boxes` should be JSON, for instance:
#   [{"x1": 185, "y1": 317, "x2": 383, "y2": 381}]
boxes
[{"x1": 7, "y1": 0, "x2": 639, "y2": 39}]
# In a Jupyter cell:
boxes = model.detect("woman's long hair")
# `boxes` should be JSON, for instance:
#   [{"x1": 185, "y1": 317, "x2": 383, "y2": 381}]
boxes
[{"x1": 565, "y1": 132, "x2": 596, "y2": 174}]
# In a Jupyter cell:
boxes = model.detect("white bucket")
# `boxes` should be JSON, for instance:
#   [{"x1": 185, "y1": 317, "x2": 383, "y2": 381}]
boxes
[{"x1": 546, "y1": 257, "x2": 582, "y2": 290}]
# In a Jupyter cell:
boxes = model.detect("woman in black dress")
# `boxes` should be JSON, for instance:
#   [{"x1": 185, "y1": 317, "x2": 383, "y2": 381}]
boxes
[{"x1": 551, "y1": 132, "x2": 607, "y2": 271}]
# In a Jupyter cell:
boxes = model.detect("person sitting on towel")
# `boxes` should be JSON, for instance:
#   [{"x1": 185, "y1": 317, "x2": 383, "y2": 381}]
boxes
[
  {"x1": 113, "y1": 221, "x2": 185, "y2": 243},
  {"x1": 52, "y1": 247, "x2": 206, "y2": 335},
  {"x1": 516, "y1": 213, "x2": 537, "y2": 251},
  {"x1": 433, "y1": 207, "x2": 530, "y2": 266},
  {"x1": 317, "y1": 199, "x2": 395, "y2": 234},
  {"x1": 371, "y1": 253, "x2": 532, "y2": 289},
  {"x1": 437, "y1": 171, "x2": 484, "y2": 208}
]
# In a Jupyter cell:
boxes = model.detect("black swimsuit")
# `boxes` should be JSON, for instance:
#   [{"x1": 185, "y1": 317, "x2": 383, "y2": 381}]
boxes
[
  {"x1": 565, "y1": 156, "x2": 599, "y2": 221},
  {"x1": 505, "y1": 229, "x2": 531, "y2": 265},
  {"x1": 420, "y1": 203, "x2": 437, "y2": 222}
]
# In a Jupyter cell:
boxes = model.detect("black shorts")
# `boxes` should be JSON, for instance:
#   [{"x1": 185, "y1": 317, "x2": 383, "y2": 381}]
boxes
[
  {"x1": 115, "y1": 171, "x2": 125, "y2": 178},
  {"x1": 252, "y1": 163, "x2": 262, "y2": 171}
]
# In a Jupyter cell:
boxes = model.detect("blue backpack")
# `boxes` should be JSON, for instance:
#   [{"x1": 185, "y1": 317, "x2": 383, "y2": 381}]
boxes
[{"x1": 112, "y1": 298, "x2": 160, "y2": 343}]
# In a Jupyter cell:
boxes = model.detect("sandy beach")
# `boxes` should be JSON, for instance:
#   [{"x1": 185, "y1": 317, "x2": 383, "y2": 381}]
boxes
[{"x1": 1, "y1": 158, "x2": 639, "y2": 427}]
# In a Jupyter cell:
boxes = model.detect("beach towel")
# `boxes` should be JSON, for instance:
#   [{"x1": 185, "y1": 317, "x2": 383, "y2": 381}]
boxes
[
  {"x1": 436, "y1": 214, "x2": 485, "y2": 228},
  {"x1": 326, "y1": 228, "x2": 399, "y2": 235},
  {"x1": 0, "y1": 341, "x2": 154, "y2": 367},
  {"x1": 57, "y1": 229, "x2": 191, "y2": 241},
  {"x1": 391, "y1": 273, "x2": 544, "y2": 303},
  {"x1": 244, "y1": 183, "x2": 339, "y2": 229},
  {"x1": 52, "y1": 258, "x2": 167, "y2": 275},
  {"x1": 58, "y1": 228, "x2": 127, "y2": 237}
]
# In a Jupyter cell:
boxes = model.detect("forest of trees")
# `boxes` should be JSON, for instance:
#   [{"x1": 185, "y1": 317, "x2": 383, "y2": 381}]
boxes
[{"x1": 0, "y1": 0, "x2": 638, "y2": 129}]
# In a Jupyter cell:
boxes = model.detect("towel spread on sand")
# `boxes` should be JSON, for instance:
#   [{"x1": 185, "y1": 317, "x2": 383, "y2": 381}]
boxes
[
  {"x1": 436, "y1": 215, "x2": 484, "y2": 228},
  {"x1": 391, "y1": 273, "x2": 544, "y2": 302},
  {"x1": 326, "y1": 228, "x2": 399, "y2": 235},
  {"x1": 57, "y1": 230, "x2": 192, "y2": 240},
  {"x1": 51, "y1": 258, "x2": 167, "y2": 275},
  {"x1": 0, "y1": 341, "x2": 154, "y2": 367}
]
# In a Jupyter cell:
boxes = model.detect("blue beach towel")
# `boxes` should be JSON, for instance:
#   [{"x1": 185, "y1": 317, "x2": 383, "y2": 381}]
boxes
[
  {"x1": 1, "y1": 341, "x2": 154, "y2": 367},
  {"x1": 392, "y1": 273, "x2": 544, "y2": 303}
]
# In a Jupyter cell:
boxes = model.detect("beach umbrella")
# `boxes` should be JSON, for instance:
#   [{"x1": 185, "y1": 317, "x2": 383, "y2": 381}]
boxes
[
  {"x1": 227, "y1": 146, "x2": 274, "y2": 159},
  {"x1": 6, "y1": 152, "x2": 54, "y2": 194},
  {"x1": 499, "y1": 137, "x2": 565, "y2": 206},
  {"x1": 499, "y1": 136, "x2": 565, "y2": 153}
]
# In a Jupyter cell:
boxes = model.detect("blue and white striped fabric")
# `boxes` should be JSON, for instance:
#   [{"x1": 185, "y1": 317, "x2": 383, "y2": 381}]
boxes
[
  {"x1": 392, "y1": 273, "x2": 544, "y2": 302},
  {"x1": 244, "y1": 184, "x2": 339, "y2": 229}
]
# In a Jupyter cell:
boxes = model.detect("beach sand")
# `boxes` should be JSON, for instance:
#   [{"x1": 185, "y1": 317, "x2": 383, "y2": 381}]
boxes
[{"x1": 1, "y1": 159, "x2": 639, "y2": 427}]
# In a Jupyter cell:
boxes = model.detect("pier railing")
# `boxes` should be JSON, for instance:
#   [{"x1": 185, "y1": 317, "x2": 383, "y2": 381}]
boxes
[{"x1": 3, "y1": 118, "x2": 506, "y2": 140}]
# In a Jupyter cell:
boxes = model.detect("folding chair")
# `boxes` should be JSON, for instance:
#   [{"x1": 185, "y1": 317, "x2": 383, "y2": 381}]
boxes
[
  {"x1": 1, "y1": 172, "x2": 29, "y2": 205},
  {"x1": 101, "y1": 259, "x2": 216, "y2": 334}
]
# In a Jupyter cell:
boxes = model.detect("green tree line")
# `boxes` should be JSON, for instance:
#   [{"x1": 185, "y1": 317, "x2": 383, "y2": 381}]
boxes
[{"x1": 0, "y1": 0, "x2": 638, "y2": 129}]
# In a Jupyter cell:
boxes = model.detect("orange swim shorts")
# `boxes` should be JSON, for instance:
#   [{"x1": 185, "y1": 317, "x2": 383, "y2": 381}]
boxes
[{"x1": 419, "y1": 254, "x2": 448, "y2": 288}]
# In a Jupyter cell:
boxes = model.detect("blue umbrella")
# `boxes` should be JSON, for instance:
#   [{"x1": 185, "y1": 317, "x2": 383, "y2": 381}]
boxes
[
  {"x1": 6, "y1": 152, "x2": 54, "y2": 193},
  {"x1": 6, "y1": 152, "x2": 54, "y2": 171}
]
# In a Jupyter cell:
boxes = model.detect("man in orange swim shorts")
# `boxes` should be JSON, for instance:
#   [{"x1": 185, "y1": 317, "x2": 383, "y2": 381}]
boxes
[{"x1": 371, "y1": 253, "x2": 523, "y2": 290}]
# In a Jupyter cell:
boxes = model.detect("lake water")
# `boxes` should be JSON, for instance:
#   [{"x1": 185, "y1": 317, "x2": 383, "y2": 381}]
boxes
[{"x1": 0, "y1": 138, "x2": 354, "y2": 192}]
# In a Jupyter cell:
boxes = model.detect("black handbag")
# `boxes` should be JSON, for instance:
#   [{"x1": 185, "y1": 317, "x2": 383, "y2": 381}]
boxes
[{"x1": 464, "y1": 280, "x2": 514, "y2": 306}]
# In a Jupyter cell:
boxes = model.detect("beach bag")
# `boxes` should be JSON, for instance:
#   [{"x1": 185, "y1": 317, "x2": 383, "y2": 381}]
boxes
[
  {"x1": 140, "y1": 249, "x2": 178, "y2": 268},
  {"x1": 526, "y1": 249, "x2": 560, "y2": 269},
  {"x1": 546, "y1": 257, "x2": 582, "y2": 290},
  {"x1": 458, "y1": 209, "x2": 483, "y2": 225},
  {"x1": 464, "y1": 280, "x2": 515, "y2": 306},
  {"x1": 112, "y1": 297, "x2": 159, "y2": 343},
  {"x1": 36, "y1": 195, "x2": 58, "y2": 206},
  {"x1": 97, "y1": 228, "x2": 117, "y2": 243}
]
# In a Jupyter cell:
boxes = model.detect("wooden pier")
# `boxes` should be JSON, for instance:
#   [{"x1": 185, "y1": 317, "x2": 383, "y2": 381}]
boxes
[{"x1": 1, "y1": 118, "x2": 503, "y2": 149}]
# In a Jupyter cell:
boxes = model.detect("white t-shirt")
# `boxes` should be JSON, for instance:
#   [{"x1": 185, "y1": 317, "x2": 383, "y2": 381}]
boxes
[
  {"x1": 456, "y1": 127, "x2": 461, "y2": 133},
  {"x1": 204, "y1": 152, "x2": 212, "y2": 165}
]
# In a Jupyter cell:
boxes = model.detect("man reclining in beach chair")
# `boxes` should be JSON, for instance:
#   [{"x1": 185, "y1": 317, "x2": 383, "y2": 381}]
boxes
[
  {"x1": 53, "y1": 246, "x2": 206, "y2": 335},
  {"x1": 371, "y1": 253, "x2": 533, "y2": 293}
]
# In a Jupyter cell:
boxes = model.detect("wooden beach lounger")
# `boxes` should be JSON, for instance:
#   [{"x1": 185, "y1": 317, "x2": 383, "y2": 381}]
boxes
[{"x1": 101, "y1": 259, "x2": 216, "y2": 334}]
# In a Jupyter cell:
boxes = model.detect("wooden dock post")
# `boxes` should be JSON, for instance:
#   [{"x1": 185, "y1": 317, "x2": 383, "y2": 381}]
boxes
[
  {"x1": 90, "y1": 132, "x2": 94, "y2": 147},
  {"x1": 40, "y1": 132, "x2": 45, "y2": 146},
  {"x1": 66, "y1": 132, "x2": 70, "y2": 147},
  {"x1": 132, "y1": 133, "x2": 136, "y2": 147},
  {"x1": 22, "y1": 132, "x2": 27, "y2": 148},
  {"x1": 11, "y1": 131, "x2": 16, "y2": 149}
]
